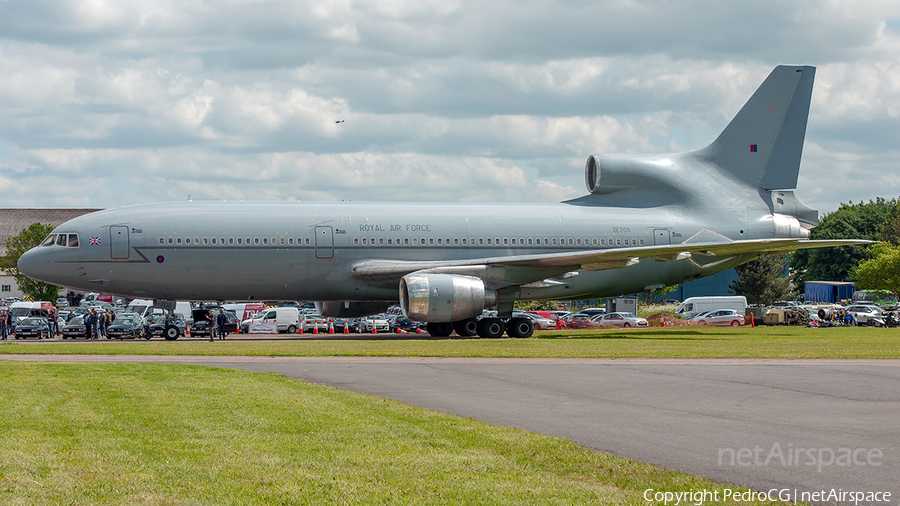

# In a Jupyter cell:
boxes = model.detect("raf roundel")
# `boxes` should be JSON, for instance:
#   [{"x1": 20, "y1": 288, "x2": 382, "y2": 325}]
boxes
[{"x1": 156, "y1": 255, "x2": 165, "y2": 263}]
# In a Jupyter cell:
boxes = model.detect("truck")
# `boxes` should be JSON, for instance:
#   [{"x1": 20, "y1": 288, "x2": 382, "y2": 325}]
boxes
[
  {"x1": 804, "y1": 281, "x2": 855, "y2": 304},
  {"x1": 675, "y1": 296, "x2": 747, "y2": 320}
]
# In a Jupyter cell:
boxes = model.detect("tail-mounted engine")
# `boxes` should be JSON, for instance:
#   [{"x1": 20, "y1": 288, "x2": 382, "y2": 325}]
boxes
[{"x1": 400, "y1": 273, "x2": 498, "y2": 322}]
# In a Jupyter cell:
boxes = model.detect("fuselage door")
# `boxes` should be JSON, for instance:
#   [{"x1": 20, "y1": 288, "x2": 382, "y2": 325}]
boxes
[
  {"x1": 315, "y1": 226, "x2": 334, "y2": 260},
  {"x1": 110, "y1": 226, "x2": 130, "y2": 260},
  {"x1": 653, "y1": 228, "x2": 671, "y2": 246}
]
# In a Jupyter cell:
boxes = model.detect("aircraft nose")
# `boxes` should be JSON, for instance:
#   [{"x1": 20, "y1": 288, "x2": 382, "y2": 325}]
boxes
[{"x1": 17, "y1": 247, "x2": 48, "y2": 282}]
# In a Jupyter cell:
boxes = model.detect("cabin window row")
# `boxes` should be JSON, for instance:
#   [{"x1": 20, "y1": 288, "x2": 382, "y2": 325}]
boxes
[
  {"x1": 352, "y1": 237, "x2": 646, "y2": 247},
  {"x1": 159, "y1": 237, "x2": 313, "y2": 246}
]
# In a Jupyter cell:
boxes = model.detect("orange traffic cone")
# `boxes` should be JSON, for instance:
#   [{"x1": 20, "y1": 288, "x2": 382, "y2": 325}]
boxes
[
  {"x1": 312, "y1": 325, "x2": 318, "y2": 334},
  {"x1": 343, "y1": 324, "x2": 349, "y2": 334},
  {"x1": 660, "y1": 319, "x2": 665, "y2": 327},
  {"x1": 371, "y1": 325, "x2": 377, "y2": 334},
  {"x1": 328, "y1": 320, "x2": 334, "y2": 334}
]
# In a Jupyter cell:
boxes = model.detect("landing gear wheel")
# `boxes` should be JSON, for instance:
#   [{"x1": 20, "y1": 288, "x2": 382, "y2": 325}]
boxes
[
  {"x1": 506, "y1": 317, "x2": 534, "y2": 338},
  {"x1": 426, "y1": 322, "x2": 453, "y2": 337},
  {"x1": 164, "y1": 325, "x2": 180, "y2": 341},
  {"x1": 453, "y1": 318, "x2": 479, "y2": 337},
  {"x1": 477, "y1": 318, "x2": 506, "y2": 339}
]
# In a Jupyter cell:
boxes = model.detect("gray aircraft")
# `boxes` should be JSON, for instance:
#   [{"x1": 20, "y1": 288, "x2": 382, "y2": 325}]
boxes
[{"x1": 18, "y1": 65, "x2": 868, "y2": 339}]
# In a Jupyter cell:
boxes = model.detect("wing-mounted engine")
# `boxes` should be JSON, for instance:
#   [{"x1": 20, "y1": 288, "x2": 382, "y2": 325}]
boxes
[
  {"x1": 316, "y1": 301, "x2": 395, "y2": 318},
  {"x1": 400, "y1": 273, "x2": 498, "y2": 322}
]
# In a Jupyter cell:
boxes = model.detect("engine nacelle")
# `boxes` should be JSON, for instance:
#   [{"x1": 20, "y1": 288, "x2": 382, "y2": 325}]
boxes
[
  {"x1": 316, "y1": 301, "x2": 395, "y2": 318},
  {"x1": 400, "y1": 273, "x2": 497, "y2": 322}
]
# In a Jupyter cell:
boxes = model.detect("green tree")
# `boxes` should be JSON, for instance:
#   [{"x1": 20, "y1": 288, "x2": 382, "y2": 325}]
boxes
[
  {"x1": 514, "y1": 300, "x2": 561, "y2": 311},
  {"x1": 1, "y1": 223, "x2": 61, "y2": 301},
  {"x1": 855, "y1": 243, "x2": 900, "y2": 297},
  {"x1": 730, "y1": 254, "x2": 792, "y2": 306},
  {"x1": 878, "y1": 204, "x2": 900, "y2": 245},
  {"x1": 791, "y1": 198, "x2": 897, "y2": 290}
]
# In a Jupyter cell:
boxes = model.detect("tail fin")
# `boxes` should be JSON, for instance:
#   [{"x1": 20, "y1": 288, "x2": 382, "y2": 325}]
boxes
[{"x1": 701, "y1": 65, "x2": 815, "y2": 190}]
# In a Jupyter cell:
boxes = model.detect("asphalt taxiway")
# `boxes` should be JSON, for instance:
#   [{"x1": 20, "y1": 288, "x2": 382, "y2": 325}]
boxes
[{"x1": 2, "y1": 354, "x2": 897, "y2": 503}]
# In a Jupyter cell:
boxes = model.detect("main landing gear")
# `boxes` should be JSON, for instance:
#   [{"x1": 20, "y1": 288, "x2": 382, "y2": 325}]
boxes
[{"x1": 425, "y1": 317, "x2": 534, "y2": 339}]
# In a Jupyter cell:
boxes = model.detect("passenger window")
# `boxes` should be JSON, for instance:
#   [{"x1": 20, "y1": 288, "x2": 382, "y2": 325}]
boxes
[
  {"x1": 568, "y1": 238, "x2": 574, "y2": 246},
  {"x1": 203, "y1": 238, "x2": 209, "y2": 245},
  {"x1": 437, "y1": 238, "x2": 442, "y2": 245},
  {"x1": 428, "y1": 238, "x2": 434, "y2": 245},
  {"x1": 305, "y1": 238, "x2": 310, "y2": 245},
  {"x1": 544, "y1": 238, "x2": 549, "y2": 245},
  {"x1": 280, "y1": 237, "x2": 285, "y2": 245},
  {"x1": 639, "y1": 239, "x2": 645, "y2": 246},
  {"x1": 362, "y1": 238, "x2": 367, "y2": 245},
  {"x1": 237, "y1": 238, "x2": 242, "y2": 245},
  {"x1": 159, "y1": 238, "x2": 165, "y2": 245},
  {"x1": 168, "y1": 237, "x2": 174, "y2": 245},
  {"x1": 404, "y1": 238, "x2": 410, "y2": 245},
  {"x1": 379, "y1": 238, "x2": 384, "y2": 245},
  {"x1": 527, "y1": 238, "x2": 533, "y2": 245},
  {"x1": 354, "y1": 238, "x2": 360, "y2": 245},
  {"x1": 412, "y1": 238, "x2": 418, "y2": 245},
  {"x1": 486, "y1": 238, "x2": 492, "y2": 245},
  {"x1": 176, "y1": 238, "x2": 182, "y2": 245},
  {"x1": 552, "y1": 238, "x2": 557, "y2": 245},
  {"x1": 263, "y1": 238, "x2": 268, "y2": 245},
  {"x1": 576, "y1": 238, "x2": 581, "y2": 246},
  {"x1": 503, "y1": 238, "x2": 509, "y2": 245},
  {"x1": 495, "y1": 238, "x2": 500, "y2": 245},
  {"x1": 56, "y1": 234, "x2": 68, "y2": 247},
  {"x1": 42, "y1": 234, "x2": 57, "y2": 246},
  {"x1": 229, "y1": 238, "x2": 234, "y2": 245},
  {"x1": 454, "y1": 238, "x2": 459, "y2": 245},
  {"x1": 519, "y1": 238, "x2": 524, "y2": 245},
  {"x1": 194, "y1": 237, "x2": 199, "y2": 245},
  {"x1": 211, "y1": 238, "x2": 216, "y2": 245},
  {"x1": 592, "y1": 238, "x2": 598, "y2": 246},
  {"x1": 288, "y1": 238, "x2": 294, "y2": 245},
  {"x1": 615, "y1": 238, "x2": 622, "y2": 246}
]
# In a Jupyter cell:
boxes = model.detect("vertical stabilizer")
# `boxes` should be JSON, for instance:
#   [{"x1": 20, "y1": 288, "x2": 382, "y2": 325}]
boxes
[{"x1": 702, "y1": 65, "x2": 815, "y2": 190}]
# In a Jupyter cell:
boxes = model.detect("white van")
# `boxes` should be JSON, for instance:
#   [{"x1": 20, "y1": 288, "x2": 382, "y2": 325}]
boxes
[
  {"x1": 241, "y1": 307, "x2": 300, "y2": 334},
  {"x1": 675, "y1": 296, "x2": 747, "y2": 320},
  {"x1": 10, "y1": 301, "x2": 52, "y2": 318}
]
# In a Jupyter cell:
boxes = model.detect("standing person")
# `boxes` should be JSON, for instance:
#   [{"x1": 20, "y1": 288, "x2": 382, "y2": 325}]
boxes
[
  {"x1": 0, "y1": 309, "x2": 7, "y2": 340},
  {"x1": 85, "y1": 310, "x2": 94, "y2": 340},
  {"x1": 208, "y1": 310, "x2": 216, "y2": 342},
  {"x1": 47, "y1": 308, "x2": 57, "y2": 338},
  {"x1": 91, "y1": 309, "x2": 100, "y2": 339},
  {"x1": 97, "y1": 309, "x2": 107, "y2": 339},
  {"x1": 216, "y1": 311, "x2": 227, "y2": 340}
]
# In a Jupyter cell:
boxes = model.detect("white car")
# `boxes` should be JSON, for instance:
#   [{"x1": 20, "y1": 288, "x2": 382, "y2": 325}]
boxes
[
  {"x1": 692, "y1": 309, "x2": 745, "y2": 326},
  {"x1": 359, "y1": 316, "x2": 390, "y2": 333},
  {"x1": 521, "y1": 313, "x2": 557, "y2": 330},
  {"x1": 593, "y1": 312, "x2": 649, "y2": 328},
  {"x1": 844, "y1": 305, "x2": 884, "y2": 326},
  {"x1": 300, "y1": 314, "x2": 329, "y2": 333}
]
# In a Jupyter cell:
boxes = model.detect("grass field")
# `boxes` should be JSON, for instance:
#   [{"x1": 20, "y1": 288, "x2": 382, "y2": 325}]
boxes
[
  {"x1": 1, "y1": 326, "x2": 898, "y2": 358},
  {"x1": 0, "y1": 362, "x2": 798, "y2": 505}
]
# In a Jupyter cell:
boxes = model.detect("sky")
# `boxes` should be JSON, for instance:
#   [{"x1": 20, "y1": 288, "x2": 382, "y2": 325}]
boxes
[{"x1": 0, "y1": 0, "x2": 899, "y2": 217}]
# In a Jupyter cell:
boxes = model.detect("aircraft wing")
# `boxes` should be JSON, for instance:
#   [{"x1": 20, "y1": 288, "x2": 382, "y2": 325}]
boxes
[{"x1": 351, "y1": 238, "x2": 873, "y2": 288}]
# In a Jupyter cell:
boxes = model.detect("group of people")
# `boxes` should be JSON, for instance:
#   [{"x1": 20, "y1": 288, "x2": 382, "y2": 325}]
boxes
[{"x1": 207, "y1": 310, "x2": 229, "y2": 341}]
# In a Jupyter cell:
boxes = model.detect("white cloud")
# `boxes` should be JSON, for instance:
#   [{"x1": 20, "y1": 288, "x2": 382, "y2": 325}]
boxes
[{"x1": 0, "y1": 0, "x2": 898, "y2": 218}]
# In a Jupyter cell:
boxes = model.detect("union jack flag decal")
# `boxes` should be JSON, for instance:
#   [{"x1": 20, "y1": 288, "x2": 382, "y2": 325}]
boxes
[{"x1": 89, "y1": 236, "x2": 101, "y2": 245}]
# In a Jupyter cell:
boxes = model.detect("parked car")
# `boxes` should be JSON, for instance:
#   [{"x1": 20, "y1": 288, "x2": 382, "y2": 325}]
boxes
[
  {"x1": 107, "y1": 314, "x2": 148, "y2": 340},
  {"x1": 594, "y1": 312, "x2": 649, "y2": 328},
  {"x1": 14, "y1": 317, "x2": 50, "y2": 339},
  {"x1": 566, "y1": 313, "x2": 600, "y2": 329},
  {"x1": 692, "y1": 309, "x2": 745, "y2": 326},
  {"x1": 521, "y1": 313, "x2": 557, "y2": 330},
  {"x1": 359, "y1": 315, "x2": 390, "y2": 333},
  {"x1": 331, "y1": 318, "x2": 359, "y2": 333},
  {"x1": 148, "y1": 314, "x2": 187, "y2": 338},
  {"x1": 390, "y1": 318, "x2": 421, "y2": 333},
  {"x1": 61, "y1": 315, "x2": 88, "y2": 339},
  {"x1": 300, "y1": 314, "x2": 329, "y2": 333},
  {"x1": 844, "y1": 304, "x2": 885, "y2": 326},
  {"x1": 240, "y1": 307, "x2": 301, "y2": 333}
]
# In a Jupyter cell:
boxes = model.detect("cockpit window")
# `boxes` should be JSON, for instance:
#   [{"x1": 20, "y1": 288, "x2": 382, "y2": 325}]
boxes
[
  {"x1": 68, "y1": 234, "x2": 79, "y2": 247},
  {"x1": 41, "y1": 233, "x2": 79, "y2": 247},
  {"x1": 42, "y1": 234, "x2": 57, "y2": 246},
  {"x1": 56, "y1": 234, "x2": 68, "y2": 247}
]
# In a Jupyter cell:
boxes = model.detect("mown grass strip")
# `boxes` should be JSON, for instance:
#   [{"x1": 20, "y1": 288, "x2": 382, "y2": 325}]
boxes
[
  {"x1": 0, "y1": 362, "x2": 796, "y2": 505},
  {"x1": 1, "y1": 326, "x2": 898, "y2": 358}
]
